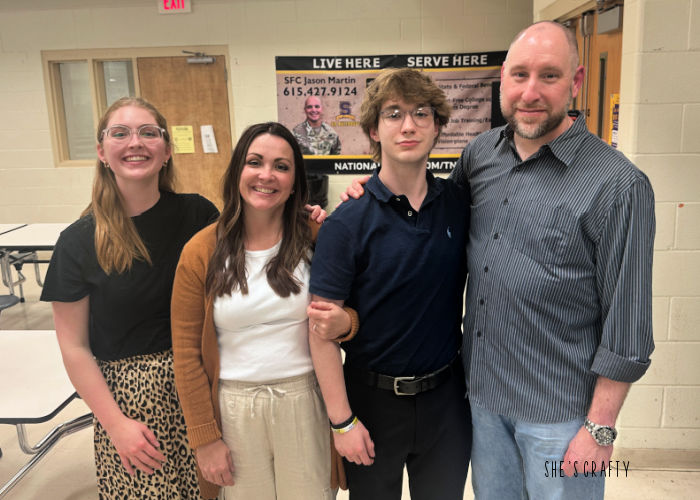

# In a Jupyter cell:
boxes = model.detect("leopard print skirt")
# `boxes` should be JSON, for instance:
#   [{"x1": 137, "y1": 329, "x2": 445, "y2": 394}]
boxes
[{"x1": 95, "y1": 349, "x2": 201, "y2": 499}]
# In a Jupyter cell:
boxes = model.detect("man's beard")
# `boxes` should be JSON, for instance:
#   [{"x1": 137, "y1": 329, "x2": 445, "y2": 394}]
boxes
[{"x1": 500, "y1": 92, "x2": 571, "y2": 140}]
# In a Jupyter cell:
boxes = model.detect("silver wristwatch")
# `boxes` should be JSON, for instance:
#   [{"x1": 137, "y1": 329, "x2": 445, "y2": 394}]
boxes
[{"x1": 584, "y1": 418, "x2": 617, "y2": 446}]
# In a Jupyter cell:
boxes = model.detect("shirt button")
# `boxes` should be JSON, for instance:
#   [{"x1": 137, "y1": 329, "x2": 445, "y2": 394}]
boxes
[
  {"x1": 407, "y1": 210, "x2": 413, "y2": 216},
  {"x1": 516, "y1": 166, "x2": 522, "y2": 172},
  {"x1": 484, "y1": 266, "x2": 489, "y2": 272},
  {"x1": 494, "y1": 233, "x2": 499, "y2": 240},
  {"x1": 479, "y1": 298, "x2": 484, "y2": 305},
  {"x1": 503, "y1": 198, "x2": 509, "y2": 205},
  {"x1": 395, "y1": 197, "x2": 401, "y2": 202},
  {"x1": 476, "y1": 331, "x2": 482, "y2": 337}
]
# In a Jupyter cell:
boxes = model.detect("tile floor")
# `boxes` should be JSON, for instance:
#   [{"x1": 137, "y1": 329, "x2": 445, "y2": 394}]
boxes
[{"x1": 1, "y1": 268, "x2": 698, "y2": 499}]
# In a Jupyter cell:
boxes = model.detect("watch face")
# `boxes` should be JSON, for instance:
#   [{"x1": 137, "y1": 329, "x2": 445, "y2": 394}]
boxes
[{"x1": 594, "y1": 427, "x2": 617, "y2": 446}]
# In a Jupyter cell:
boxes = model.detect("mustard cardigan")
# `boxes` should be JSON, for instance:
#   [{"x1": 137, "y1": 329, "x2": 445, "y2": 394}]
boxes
[{"x1": 171, "y1": 222, "x2": 346, "y2": 499}]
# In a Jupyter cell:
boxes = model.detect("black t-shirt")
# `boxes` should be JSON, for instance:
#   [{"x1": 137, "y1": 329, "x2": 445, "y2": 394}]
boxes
[{"x1": 41, "y1": 191, "x2": 219, "y2": 361}]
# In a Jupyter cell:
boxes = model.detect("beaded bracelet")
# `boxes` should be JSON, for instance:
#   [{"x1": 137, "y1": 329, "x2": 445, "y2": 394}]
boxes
[{"x1": 334, "y1": 307, "x2": 359, "y2": 343}]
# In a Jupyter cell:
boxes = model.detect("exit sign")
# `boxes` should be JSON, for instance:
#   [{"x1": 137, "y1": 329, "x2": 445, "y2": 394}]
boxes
[{"x1": 158, "y1": 0, "x2": 191, "y2": 14}]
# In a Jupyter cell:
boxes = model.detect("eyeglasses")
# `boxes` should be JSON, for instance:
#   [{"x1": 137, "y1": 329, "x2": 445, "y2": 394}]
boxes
[
  {"x1": 101, "y1": 124, "x2": 166, "y2": 141},
  {"x1": 379, "y1": 107, "x2": 435, "y2": 127}
]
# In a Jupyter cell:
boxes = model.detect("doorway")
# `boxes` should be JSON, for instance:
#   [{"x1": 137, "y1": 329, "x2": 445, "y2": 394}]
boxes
[
  {"x1": 138, "y1": 55, "x2": 232, "y2": 208},
  {"x1": 566, "y1": 3, "x2": 623, "y2": 145}
]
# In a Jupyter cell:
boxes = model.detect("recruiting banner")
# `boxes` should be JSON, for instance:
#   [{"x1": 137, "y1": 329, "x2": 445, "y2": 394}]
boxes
[{"x1": 276, "y1": 51, "x2": 507, "y2": 174}]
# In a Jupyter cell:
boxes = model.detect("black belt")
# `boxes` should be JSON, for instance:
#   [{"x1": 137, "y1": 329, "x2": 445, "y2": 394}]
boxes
[{"x1": 346, "y1": 357, "x2": 461, "y2": 396}]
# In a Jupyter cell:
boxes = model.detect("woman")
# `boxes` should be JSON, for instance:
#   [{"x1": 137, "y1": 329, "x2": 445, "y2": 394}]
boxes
[
  {"x1": 171, "y1": 122, "x2": 355, "y2": 499},
  {"x1": 40, "y1": 97, "x2": 220, "y2": 498}
]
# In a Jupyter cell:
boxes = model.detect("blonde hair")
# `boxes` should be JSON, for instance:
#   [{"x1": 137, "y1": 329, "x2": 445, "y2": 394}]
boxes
[{"x1": 83, "y1": 97, "x2": 175, "y2": 274}]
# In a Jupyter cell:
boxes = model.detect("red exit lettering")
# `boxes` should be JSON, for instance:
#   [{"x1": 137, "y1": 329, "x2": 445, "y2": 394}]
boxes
[{"x1": 163, "y1": 0, "x2": 185, "y2": 10}]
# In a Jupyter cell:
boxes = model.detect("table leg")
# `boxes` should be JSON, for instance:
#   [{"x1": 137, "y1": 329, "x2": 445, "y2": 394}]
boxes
[
  {"x1": 0, "y1": 252, "x2": 14, "y2": 296},
  {"x1": 0, "y1": 413, "x2": 93, "y2": 499}
]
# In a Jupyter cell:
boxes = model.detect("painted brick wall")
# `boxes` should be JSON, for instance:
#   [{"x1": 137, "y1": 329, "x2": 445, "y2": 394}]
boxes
[{"x1": 615, "y1": 0, "x2": 700, "y2": 450}]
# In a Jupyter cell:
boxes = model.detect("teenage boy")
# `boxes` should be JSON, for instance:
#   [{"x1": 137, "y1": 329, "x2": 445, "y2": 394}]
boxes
[{"x1": 307, "y1": 68, "x2": 471, "y2": 500}]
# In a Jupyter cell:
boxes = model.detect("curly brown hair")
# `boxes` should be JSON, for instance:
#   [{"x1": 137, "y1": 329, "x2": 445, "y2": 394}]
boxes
[{"x1": 360, "y1": 68, "x2": 451, "y2": 162}]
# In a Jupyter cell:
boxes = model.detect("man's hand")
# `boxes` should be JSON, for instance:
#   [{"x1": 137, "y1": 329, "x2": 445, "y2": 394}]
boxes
[
  {"x1": 337, "y1": 175, "x2": 371, "y2": 206},
  {"x1": 561, "y1": 426, "x2": 613, "y2": 477},
  {"x1": 195, "y1": 439, "x2": 235, "y2": 486},
  {"x1": 332, "y1": 419, "x2": 375, "y2": 466},
  {"x1": 305, "y1": 204, "x2": 328, "y2": 224},
  {"x1": 107, "y1": 416, "x2": 166, "y2": 475},
  {"x1": 307, "y1": 301, "x2": 351, "y2": 340}
]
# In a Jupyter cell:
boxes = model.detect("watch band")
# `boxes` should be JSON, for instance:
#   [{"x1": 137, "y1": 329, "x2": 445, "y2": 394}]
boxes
[{"x1": 584, "y1": 418, "x2": 617, "y2": 446}]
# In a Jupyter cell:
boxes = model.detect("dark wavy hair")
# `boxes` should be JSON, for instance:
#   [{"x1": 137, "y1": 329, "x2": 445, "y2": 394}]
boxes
[{"x1": 206, "y1": 122, "x2": 310, "y2": 298}]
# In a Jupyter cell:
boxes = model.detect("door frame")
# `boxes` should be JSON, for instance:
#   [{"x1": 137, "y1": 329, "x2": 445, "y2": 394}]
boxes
[{"x1": 558, "y1": 3, "x2": 623, "y2": 144}]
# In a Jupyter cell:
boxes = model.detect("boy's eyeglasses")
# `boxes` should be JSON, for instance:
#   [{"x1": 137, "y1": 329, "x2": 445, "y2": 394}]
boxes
[{"x1": 379, "y1": 107, "x2": 435, "y2": 127}]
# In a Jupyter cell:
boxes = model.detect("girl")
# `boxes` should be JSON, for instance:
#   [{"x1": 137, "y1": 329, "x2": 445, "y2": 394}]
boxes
[{"x1": 41, "y1": 97, "x2": 219, "y2": 498}]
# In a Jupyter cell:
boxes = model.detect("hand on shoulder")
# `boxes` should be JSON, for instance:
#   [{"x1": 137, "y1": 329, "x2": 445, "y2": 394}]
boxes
[{"x1": 337, "y1": 175, "x2": 370, "y2": 207}]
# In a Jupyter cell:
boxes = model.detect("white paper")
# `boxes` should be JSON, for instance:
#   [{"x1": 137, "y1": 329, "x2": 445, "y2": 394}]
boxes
[{"x1": 200, "y1": 125, "x2": 218, "y2": 154}]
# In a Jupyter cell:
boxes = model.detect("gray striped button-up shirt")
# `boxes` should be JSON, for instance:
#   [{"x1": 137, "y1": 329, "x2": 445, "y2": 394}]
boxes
[{"x1": 451, "y1": 112, "x2": 655, "y2": 423}]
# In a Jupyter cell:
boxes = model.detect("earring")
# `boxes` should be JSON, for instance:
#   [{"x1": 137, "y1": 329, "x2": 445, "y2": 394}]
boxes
[
  {"x1": 104, "y1": 162, "x2": 110, "y2": 169},
  {"x1": 291, "y1": 189, "x2": 295, "y2": 194},
  {"x1": 162, "y1": 161, "x2": 168, "y2": 168}
]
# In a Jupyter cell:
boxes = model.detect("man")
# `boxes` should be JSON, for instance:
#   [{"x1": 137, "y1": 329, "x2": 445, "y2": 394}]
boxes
[
  {"x1": 341, "y1": 20, "x2": 654, "y2": 500},
  {"x1": 292, "y1": 96, "x2": 341, "y2": 155},
  {"x1": 308, "y1": 68, "x2": 471, "y2": 500},
  {"x1": 449, "y1": 21, "x2": 655, "y2": 499}
]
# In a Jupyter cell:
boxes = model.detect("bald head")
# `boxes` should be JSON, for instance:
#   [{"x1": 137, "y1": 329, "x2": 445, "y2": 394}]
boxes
[
  {"x1": 499, "y1": 21, "x2": 585, "y2": 146},
  {"x1": 304, "y1": 96, "x2": 323, "y2": 127},
  {"x1": 507, "y1": 21, "x2": 579, "y2": 73}
]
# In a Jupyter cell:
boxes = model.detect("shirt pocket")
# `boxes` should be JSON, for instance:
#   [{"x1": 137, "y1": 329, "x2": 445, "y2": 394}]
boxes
[{"x1": 513, "y1": 202, "x2": 576, "y2": 266}]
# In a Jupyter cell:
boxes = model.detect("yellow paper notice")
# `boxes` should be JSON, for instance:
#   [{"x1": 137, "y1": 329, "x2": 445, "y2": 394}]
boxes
[{"x1": 171, "y1": 125, "x2": 195, "y2": 154}]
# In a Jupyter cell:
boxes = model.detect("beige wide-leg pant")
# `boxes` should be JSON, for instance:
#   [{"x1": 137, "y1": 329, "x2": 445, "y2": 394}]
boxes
[{"x1": 218, "y1": 371, "x2": 333, "y2": 500}]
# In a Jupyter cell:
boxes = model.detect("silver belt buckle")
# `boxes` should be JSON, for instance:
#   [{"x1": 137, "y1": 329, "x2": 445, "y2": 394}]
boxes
[{"x1": 393, "y1": 376, "x2": 416, "y2": 396}]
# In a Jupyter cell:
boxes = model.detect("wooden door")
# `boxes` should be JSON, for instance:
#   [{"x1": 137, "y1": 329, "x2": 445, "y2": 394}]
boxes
[
  {"x1": 570, "y1": 9, "x2": 623, "y2": 145},
  {"x1": 138, "y1": 56, "x2": 232, "y2": 208}
]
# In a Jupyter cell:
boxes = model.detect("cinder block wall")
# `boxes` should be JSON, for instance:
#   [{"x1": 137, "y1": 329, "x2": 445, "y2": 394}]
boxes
[{"x1": 614, "y1": 0, "x2": 700, "y2": 450}]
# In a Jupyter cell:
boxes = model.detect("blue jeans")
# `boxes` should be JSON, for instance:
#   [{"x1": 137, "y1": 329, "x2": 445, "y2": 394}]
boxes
[{"x1": 470, "y1": 404, "x2": 604, "y2": 500}]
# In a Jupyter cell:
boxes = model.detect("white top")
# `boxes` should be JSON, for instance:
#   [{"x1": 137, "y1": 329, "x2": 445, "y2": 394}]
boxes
[{"x1": 214, "y1": 241, "x2": 312, "y2": 382}]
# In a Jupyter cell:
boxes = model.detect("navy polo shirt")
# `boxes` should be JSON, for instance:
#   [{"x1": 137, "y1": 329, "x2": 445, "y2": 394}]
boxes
[{"x1": 310, "y1": 168, "x2": 469, "y2": 376}]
